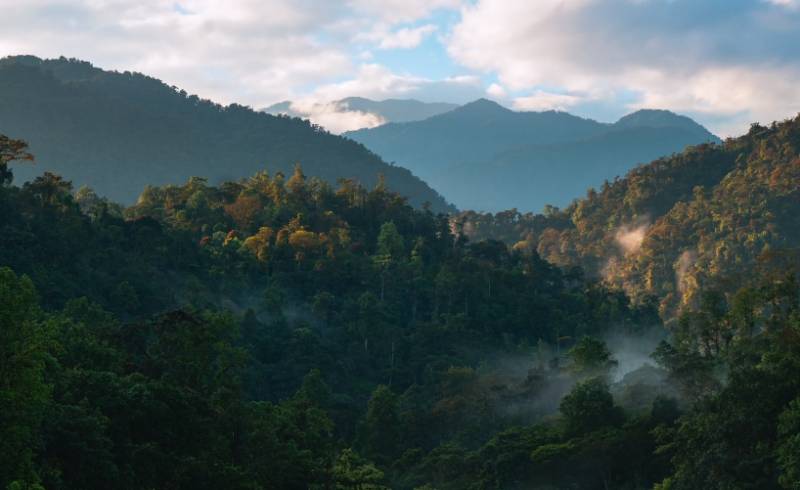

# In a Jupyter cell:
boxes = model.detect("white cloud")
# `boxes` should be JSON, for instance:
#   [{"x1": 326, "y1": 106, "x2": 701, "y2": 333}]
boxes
[
  {"x1": 274, "y1": 64, "x2": 481, "y2": 133},
  {"x1": 0, "y1": 0, "x2": 474, "y2": 124},
  {"x1": 310, "y1": 63, "x2": 427, "y2": 101},
  {"x1": 4, "y1": 0, "x2": 796, "y2": 137},
  {"x1": 628, "y1": 65, "x2": 800, "y2": 136},
  {"x1": 378, "y1": 24, "x2": 437, "y2": 50},
  {"x1": 764, "y1": 0, "x2": 799, "y2": 8},
  {"x1": 513, "y1": 90, "x2": 582, "y2": 112},
  {"x1": 0, "y1": 0, "x2": 352, "y2": 107},
  {"x1": 486, "y1": 82, "x2": 506, "y2": 98},
  {"x1": 307, "y1": 64, "x2": 482, "y2": 104},
  {"x1": 447, "y1": 0, "x2": 800, "y2": 136},
  {"x1": 288, "y1": 100, "x2": 386, "y2": 134},
  {"x1": 347, "y1": 0, "x2": 463, "y2": 23}
]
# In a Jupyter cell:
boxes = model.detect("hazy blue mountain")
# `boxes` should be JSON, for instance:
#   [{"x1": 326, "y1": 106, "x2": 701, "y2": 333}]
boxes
[
  {"x1": 344, "y1": 99, "x2": 720, "y2": 212},
  {"x1": 264, "y1": 97, "x2": 459, "y2": 124},
  {"x1": 0, "y1": 56, "x2": 452, "y2": 211}
]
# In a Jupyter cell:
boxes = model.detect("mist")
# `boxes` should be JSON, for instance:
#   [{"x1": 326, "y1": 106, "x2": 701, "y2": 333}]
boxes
[{"x1": 614, "y1": 220, "x2": 650, "y2": 255}]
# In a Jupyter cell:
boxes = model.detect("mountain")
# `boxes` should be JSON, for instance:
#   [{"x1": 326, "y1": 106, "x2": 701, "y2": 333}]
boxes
[
  {"x1": 344, "y1": 98, "x2": 720, "y2": 212},
  {"x1": 0, "y1": 56, "x2": 452, "y2": 211},
  {"x1": 459, "y1": 115, "x2": 800, "y2": 318},
  {"x1": 264, "y1": 97, "x2": 459, "y2": 125}
]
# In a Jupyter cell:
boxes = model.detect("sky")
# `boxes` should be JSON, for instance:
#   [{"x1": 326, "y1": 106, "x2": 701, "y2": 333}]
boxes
[{"x1": 1, "y1": 0, "x2": 799, "y2": 135}]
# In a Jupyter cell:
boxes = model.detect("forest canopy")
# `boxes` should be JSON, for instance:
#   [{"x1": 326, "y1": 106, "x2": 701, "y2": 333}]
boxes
[{"x1": 1, "y1": 125, "x2": 800, "y2": 490}]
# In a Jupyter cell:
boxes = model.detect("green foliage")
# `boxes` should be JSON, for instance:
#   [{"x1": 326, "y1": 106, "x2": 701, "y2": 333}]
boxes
[
  {"x1": 657, "y1": 276, "x2": 800, "y2": 489},
  {"x1": 359, "y1": 385, "x2": 401, "y2": 464},
  {"x1": 333, "y1": 449, "x2": 388, "y2": 489},
  {"x1": 567, "y1": 336, "x2": 618, "y2": 378},
  {"x1": 559, "y1": 378, "x2": 622, "y2": 437},
  {"x1": 2, "y1": 123, "x2": 800, "y2": 489},
  {"x1": 0, "y1": 134, "x2": 32, "y2": 185},
  {"x1": 460, "y1": 115, "x2": 800, "y2": 319},
  {"x1": 377, "y1": 221, "x2": 405, "y2": 259},
  {"x1": 777, "y1": 398, "x2": 800, "y2": 489},
  {"x1": 0, "y1": 268, "x2": 51, "y2": 487}
]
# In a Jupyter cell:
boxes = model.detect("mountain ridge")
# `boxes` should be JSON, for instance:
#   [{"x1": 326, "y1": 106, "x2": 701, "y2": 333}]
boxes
[
  {"x1": 345, "y1": 100, "x2": 720, "y2": 212},
  {"x1": 0, "y1": 56, "x2": 453, "y2": 211}
]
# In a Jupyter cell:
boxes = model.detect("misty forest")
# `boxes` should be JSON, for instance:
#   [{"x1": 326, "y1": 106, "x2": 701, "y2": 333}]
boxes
[{"x1": 1, "y1": 50, "x2": 800, "y2": 490}]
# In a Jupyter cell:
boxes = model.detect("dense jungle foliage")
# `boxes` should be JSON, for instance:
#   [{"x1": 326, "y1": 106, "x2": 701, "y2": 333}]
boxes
[{"x1": 1, "y1": 132, "x2": 800, "y2": 489}]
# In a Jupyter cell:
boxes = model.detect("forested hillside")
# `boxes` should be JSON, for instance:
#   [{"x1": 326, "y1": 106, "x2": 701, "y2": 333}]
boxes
[
  {"x1": 0, "y1": 56, "x2": 452, "y2": 212},
  {"x1": 345, "y1": 99, "x2": 719, "y2": 212},
  {"x1": 2, "y1": 124, "x2": 800, "y2": 490},
  {"x1": 460, "y1": 116, "x2": 800, "y2": 319}
]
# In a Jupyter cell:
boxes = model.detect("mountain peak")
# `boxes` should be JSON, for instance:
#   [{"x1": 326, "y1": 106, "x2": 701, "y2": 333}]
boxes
[
  {"x1": 615, "y1": 109, "x2": 720, "y2": 142},
  {"x1": 616, "y1": 109, "x2": 685, "y2": 126},
  {"x1": 457, "y1": 98, "x2": 511, "y2": 113}
]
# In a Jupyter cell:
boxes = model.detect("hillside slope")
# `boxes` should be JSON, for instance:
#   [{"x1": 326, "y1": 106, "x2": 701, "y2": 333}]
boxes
[
  {"x1": 0, "y1": 56, "x2": 452, "y2": 211},
  {"x1": 460, "y1": 116, "x2": 800, "y2": 317}
]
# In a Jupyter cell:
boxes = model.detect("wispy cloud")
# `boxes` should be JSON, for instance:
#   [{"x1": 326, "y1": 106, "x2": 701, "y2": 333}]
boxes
[{"x1": 378, "y1": 24, "x2": 438, "y2": 49}]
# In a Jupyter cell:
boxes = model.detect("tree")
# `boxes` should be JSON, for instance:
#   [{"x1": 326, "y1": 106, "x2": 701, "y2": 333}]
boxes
[
  {"x1": 286, "y1": 163, "x2": 309, "y2": 202},
  {"x1": 375, "y1": 222, "x2": 405, "y2": 301},
  {"x1": 0, "y1": 135, "x2": 33, "y2": 185},
  {"x1": 777, "y1": 398, "x2": 800, "y2": 489},
  {"x1": 567, "y1": 336, "x2": 618, "y2": 379},
  {"x1": 24, "y1": 172, "x2": 72, "y2": 208},
  {"x1": 0, "y1": 268, "x2": 52, "y2": 487},
  {"x1": 559, "y1": 378, "x2": 621, "y2": 437},
  {"x1": 333, "y1": 449, "x2": 387, "y2": 489},
  {"x1": 360, "y1": 385, "x2": 400, "y2": 464},
  {"x1": 242, "y1": 226, "x2": 274, "y2": 262},
  {"x1": 377, "y1": 222, "x2": 404, "y2": 259},
  {"x1": 224, "y1": 193, "x2": 262, "y2": 231}
]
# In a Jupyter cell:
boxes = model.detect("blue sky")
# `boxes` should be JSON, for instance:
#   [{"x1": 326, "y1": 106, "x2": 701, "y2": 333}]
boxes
[{"x1": 1, "y1": 0, "x2": 799, "y2": 135}]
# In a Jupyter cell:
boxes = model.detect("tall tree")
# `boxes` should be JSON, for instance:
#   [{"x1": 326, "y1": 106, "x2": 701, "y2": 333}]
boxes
[{"x1": 0, "y1": 268, "x2": 51, "y2": 488}]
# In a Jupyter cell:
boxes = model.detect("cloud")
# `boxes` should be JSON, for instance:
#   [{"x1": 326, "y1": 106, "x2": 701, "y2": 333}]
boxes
[
  {"x1": 764, "y1": 0, "x2": 799, "y2": 8},
  {"x1": 513, "y1": 90, "x2": 582, "y2": 111},
  {"x1": 4, "y1": 0, "x2": 796, "y2": 137},
  {"x1": 347, "y1": 0, "x2": 463, "y2": 23},
  {"x1": 378, "y1": 24, "x2": 438, "y2": 49},
  {"x1": 0, "y1": 0, "x2": 353, "y2": 107},
  {"x1": 272, "y1": 65, "x2": 481, "y2": 133},
  {"x1": 615, "y1": 222, "x2": 650, "y2": 255},
  {"x1": 308, "y1": 63, "x2": 482, "y2": 104},
  {"x1": 447, "y1": 0, "x2": 800, "y2": 135},
  {"x1": 0, "y1": 0, "x2": 474, "y2": 132},
  {"x1": 486, "y1": 82, "x2": 506, "y2": 98},
  {"x1": 287, "y1": 100, "x2": 386, "y2": 134}
]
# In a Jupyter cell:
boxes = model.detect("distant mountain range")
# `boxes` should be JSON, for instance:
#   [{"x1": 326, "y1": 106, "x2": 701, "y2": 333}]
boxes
[
  {"x1": 345, "y1": 99, "x2": 721, "y2": 212},
  {"x1": 0, "y1": 56, "x2": 452, "y2": 211},
  {"x1": 264, "y1": 97, "x2": 459, "y2": 126}
]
